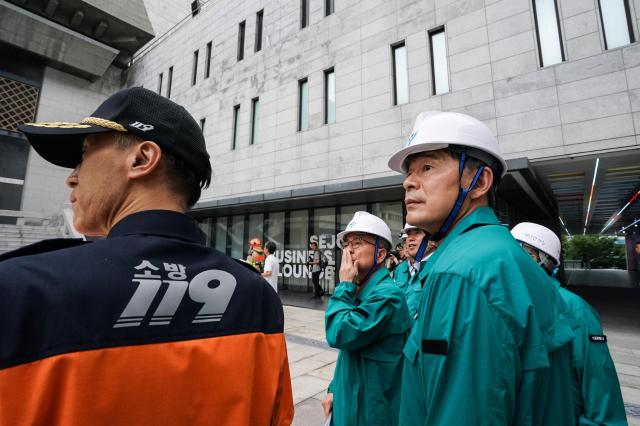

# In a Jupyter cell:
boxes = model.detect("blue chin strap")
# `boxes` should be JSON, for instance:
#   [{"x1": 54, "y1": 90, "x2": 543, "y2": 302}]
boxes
[
  {"x1": 414, "y1": 237, "x2": 429, "y2": 262},
  {"x1": 358, "y1": 237, "x2": 380, "y2": 286},
  {"x1": 431, "y1": 150, "x2": 485, "y2": 242}
]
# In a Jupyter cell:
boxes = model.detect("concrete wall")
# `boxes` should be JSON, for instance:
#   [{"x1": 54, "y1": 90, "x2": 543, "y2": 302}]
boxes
[
  {"x1": 21, "y1": 66, "x2": 122, "y2": 216},
  {"x1": 141, "y1": 0, "x2": 191, "y2": 38},
  {"x1": 122, "y1": 0, "x2": 639, "y2": 205}
]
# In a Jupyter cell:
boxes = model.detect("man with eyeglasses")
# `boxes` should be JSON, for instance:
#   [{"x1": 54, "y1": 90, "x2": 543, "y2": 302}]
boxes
[{"x1": 322, "y1": 211, "x2": 411, "y2": 426}]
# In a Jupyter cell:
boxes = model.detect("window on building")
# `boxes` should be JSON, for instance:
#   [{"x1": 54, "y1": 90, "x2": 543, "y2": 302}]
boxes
[
  {"x1": 532, "y1": 0, "x2": 565, "y2": 66},
  {"x1": 192, "y1": 50, "x2": 198, "y2": 86},
  {"x1": 324, "y1": 68, "x2": 335, "y2": 124},
  {"x1": 157, "y1": 73, "x2": 163, "y2": 95},
  {"x1": 232, "y1": 104, "x2": 240, "y2": 150},
  {"x1": 599, "y1": 0, "x2": 635, "y2": 49},
  {"x1": 251, "y1": 97, "x2": 260, "y2": 145},
  {"x1": 205, "y1": 41, "x2": 212, "y2": 78},
  {"x1": 392, "y1": 42, "x2": 409, "y2": 105},
  {"x1": 429, "y1": 29, "x2": 450, "y2": 95},
  {"x1": 238, "y1": 21, "x2": 245, "y2": 61},
  {"x1": 214, "y1": 216, "x2": 228, "y2": 253},
  {"x1": 230, "y1": 214, "x2": 245, "y2": 259},
  {"x1": 200, "y1": 118, "x2": 206, "y2": 132},
  {"x1": 167, "y1": 66, "x2": 173, "y2": 98},
  {"x1": 325, "y1": 0, "x2": 335, "y2": 16},
  {"x1": 255, "y1": 10, "x2": 264, "y2": 52},
  {"x1": 301, "y1": 0, "x2": 309, "y2": 28},
  {"x1": 298, "y1": 78, "x2": 309, "y2": 131}
]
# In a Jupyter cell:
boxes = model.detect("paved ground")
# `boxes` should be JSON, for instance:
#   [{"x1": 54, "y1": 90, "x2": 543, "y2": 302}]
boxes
[{"x1": 283, "y1": 286, "x2": 640, "y2": 426}]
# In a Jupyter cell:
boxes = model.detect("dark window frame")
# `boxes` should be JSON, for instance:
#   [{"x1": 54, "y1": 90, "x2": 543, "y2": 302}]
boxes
[
  {"x1": 167, "y1": 66, "x2": 173, "y2": 98},
  {"x1": 192, "y1": 50, "x2": 199, "y2": 86},
  {"x1": 205, "y1": 41, "x2": 212, "y2": 78},
  {"x1": 531, "y1": 0, "x2": 566, "y2": 66},
  {"x1": 324, "y1": 67, "x2": 335, "y2": 124},
  {"x1": 200, "y1": 118, "x2": 206, "y2": 132},
  {"x1": 391, "y1": 41, "x2": 407, "y2": 105},
  {"x1": 325, "y1": 0, "x2": 334, "y2": 16},
  {"x1": 597, "y1": 0, "x2": 635, "y2": 50},
  {"x1": 428, "y1": 27, "x2": 450, "y2": 95},
  {"x1": 298, "y1": 78, "x2": 308, "y2": 131},
  {"x1": 238, "y1": 21, "x2": 246, "y2": 61},
  {"x1": 301, "y1": 0, "x2": 309, "y2": 28},
  {"x1": 232, "y1": 104, "x2": 240, "y2": 150},
  {"x1": 250, "y1": 97, "x2": 259, "y2": 145},
  {"x1": 255, "y1": 10, "x2": 264, "y2": 52},
  {"x1": 157, "y1": 72, "x2": 163, "y2": 95}
]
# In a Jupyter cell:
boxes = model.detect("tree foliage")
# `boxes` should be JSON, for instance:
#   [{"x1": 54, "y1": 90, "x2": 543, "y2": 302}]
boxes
[{"x1": 562, "y1": 235, "x2": 626, "y2": 269}]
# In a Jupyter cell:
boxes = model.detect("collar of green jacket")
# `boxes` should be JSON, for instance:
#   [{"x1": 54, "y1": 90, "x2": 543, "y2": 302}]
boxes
[
  {"x1": 419, "y1": 206, "x2": 498, "y2": 282},
  {"x1": 358, "y1": 266, "x2": 391, "y2": 301}
]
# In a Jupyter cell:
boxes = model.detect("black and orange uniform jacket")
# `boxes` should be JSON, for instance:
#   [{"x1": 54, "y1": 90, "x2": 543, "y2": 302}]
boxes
[{"x1": 0, "y1": 210, "x2": 294, "y2": 426}]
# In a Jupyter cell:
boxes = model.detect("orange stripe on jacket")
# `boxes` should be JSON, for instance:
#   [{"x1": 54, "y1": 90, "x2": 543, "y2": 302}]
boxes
[{"x1": 0, "y1": 332, "x2": 293, "y2": 426}]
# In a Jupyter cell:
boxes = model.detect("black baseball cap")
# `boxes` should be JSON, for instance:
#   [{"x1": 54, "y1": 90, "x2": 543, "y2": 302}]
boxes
[{"x1": 18, "y1": 87, "x2": 212, "y2": 188}]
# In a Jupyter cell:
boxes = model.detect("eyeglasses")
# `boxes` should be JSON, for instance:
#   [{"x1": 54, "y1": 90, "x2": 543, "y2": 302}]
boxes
[{"x1": 341, "y1": 235, "x2": 375, "y2": 249}]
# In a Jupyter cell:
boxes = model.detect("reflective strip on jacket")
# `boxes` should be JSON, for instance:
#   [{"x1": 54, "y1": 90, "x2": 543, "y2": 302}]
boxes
[
  {"x1": 326, "y1": 267, "x2": 411, "y2": 426},
  {"x1": 400, "y1": 207, "x2": 576, "y2": 426},
  {"x1": 551, "y1": 278, "x2": 627, "y2": 426}
]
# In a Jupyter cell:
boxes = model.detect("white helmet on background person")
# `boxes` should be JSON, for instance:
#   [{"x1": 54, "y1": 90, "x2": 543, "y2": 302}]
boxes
[
  {"x1": 337, "y1": 211, "x2": 393, "y2": 248},
  {"x1": 511, "y1": 222, "x2": 561, "y2": 265},
  {"x1": 401, "y1": 223, "x2": 420, "y2": 234},
  {"x1": 387, "y1": 111, "x2": 508, "y2": 177}
]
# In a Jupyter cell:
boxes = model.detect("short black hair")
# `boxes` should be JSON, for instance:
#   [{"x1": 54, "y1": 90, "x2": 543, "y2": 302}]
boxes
[
  {"x1": 265, "y1": 241, "x2": 277, "y2": 253},
  {"x1": 116, "y1": 132, "x2": 203, "y2": 208}
]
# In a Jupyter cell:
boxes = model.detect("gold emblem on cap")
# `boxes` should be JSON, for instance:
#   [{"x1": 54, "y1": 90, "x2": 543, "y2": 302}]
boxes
[
  {"x1": 81, "y1": 117, "x2": 127, "y2": 132},
  {"x1": 24, "y1": 122, "x2": 92, "y2": 129}
]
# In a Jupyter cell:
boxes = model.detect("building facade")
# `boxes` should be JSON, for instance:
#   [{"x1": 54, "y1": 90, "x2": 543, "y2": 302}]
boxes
[
  {"x1": 124, "y1": 0, "x2": 640, "y2": 292},
  {"x1": 0, "y1": 0, "x2": 187, "y2": 223}
]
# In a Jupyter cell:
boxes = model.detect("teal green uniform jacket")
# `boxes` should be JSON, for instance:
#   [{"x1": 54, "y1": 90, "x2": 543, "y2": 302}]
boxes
[
  {"x1": 325, "y1": 267, "x2": 412, "y2": 426},
  {"x1": 393, "y1": 260, "x2": 410, "y2": 291},
  {"x1": 393, "y1": 260, "x2": 423, "y2": 321},
  {"x1": 400, "y1": 207, "x2": 577, "y2": 426},
  {"x1": 552, "y1": 278, "x2": 627, "y2": 426}
]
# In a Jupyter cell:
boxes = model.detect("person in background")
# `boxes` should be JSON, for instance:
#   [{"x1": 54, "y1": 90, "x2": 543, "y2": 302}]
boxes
[
  {"x1": 322, "y1": 211, "x2": 411, "y2": 426},
  {"x1": 511, "y1": 222, "x2": 627, "y2": 426},
  {"x1": 246, "y1": 238, "x2": 265, "y2": 272},
  {"x1": 308, "y1": 241, "x2": 325, "y2": 298},
  {"x1": 262, "y1": 241, "x2": 280, "y2": 294},
  {"x1": 394, "y1": 223, "x2": 432, "y2": 322}
]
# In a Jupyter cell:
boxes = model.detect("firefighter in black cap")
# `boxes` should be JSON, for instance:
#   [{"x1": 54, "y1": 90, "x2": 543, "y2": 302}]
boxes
[{"x1": 0, "y1": 87, "x2": 293, "y2": 425}]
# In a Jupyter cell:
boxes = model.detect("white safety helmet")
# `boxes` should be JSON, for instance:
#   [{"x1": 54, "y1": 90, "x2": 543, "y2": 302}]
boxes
[
  {"x1": 511, "y1": 222, "x2": 561, "y2": 265},
  {"x1": 388, "y1": 111, "x2": 508, "y2": 177},
  {"x1": 401, "y1": 223, "x2": 424, "y2": 234},
  {"x1": 337, "y1": 211, "x2": 393, "y2": 248}
]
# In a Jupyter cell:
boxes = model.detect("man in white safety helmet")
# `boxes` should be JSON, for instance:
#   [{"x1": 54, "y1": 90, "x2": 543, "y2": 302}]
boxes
[
  {"x1": 388, "y1": 111, "x2": 576, "y2": 425},
  {"x1": 322, "y1": 211, "x2": 411, "y2": 426},
  {"x1": 512, "y1": 222, "x2": 627, "y2": 425},
  {"x1": 392, "y1": 223, "x2": 432, "y2": 321}
]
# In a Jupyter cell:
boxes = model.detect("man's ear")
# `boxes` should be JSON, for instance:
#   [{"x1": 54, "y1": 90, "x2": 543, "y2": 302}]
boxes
[
  {"x1": 377, "y1": 247, "x2": 389, "y2": 264},
  {"x1": 128, "y1": 141, "x2": 162, "y2": 180},
  {"x1": 468, "y1": 166, "x2": 494, "y2": 200}
]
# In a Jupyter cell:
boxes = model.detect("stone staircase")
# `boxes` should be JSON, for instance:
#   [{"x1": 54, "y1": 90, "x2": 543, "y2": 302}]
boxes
[{"x1": 0, "y1": 223, "x2": 66, "y2": 255}]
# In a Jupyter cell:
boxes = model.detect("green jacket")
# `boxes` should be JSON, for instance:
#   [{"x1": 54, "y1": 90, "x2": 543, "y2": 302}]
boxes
[
  {"x1": 393, "y1": 260, "x2": 410, "y2": 291},
  {"x1": 326, "y1": 267, "x2": 412, "y2": 426},
  {"x1": 400, "y1": 207, "x2": 576, "y2": 426},
  {"x1": 551, "y1": 278, "x2": 627, "y2": 426},
  {"x1": 393, "y1": 259, "x2": 424, "y2": 321}
]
